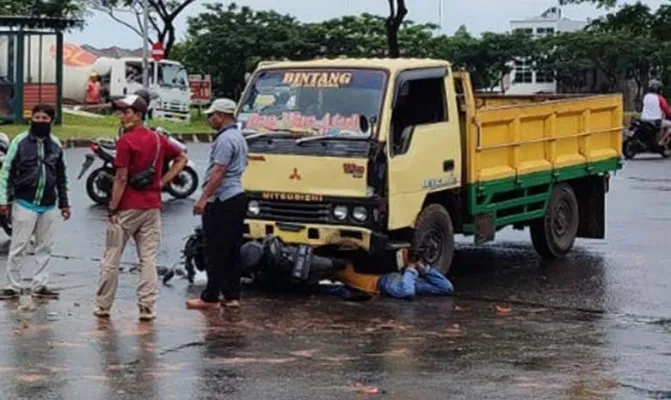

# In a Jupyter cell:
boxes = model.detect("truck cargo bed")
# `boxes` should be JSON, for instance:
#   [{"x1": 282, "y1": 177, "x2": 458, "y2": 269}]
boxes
[
  {"x1": 468, "y1": 94, "x2": 623, "y2": 184},
  {"x1": 455, "y1": 72, "x2": 623, "y2": 230}
]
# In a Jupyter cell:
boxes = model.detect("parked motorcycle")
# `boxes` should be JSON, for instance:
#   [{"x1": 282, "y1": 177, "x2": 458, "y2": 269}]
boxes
[
  {"x1": 623, "y1": 118, "x2": 671, "y2": 159},
  {"x1": 77, "y1": 127, "x2": 199, "y2": 205},
  {"x1": 0, "y1": 131, "x2": 11, "y2": 236}
]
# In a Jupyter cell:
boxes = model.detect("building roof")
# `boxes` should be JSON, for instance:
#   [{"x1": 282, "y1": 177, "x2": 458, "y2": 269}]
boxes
[
  {"x1": 255, "y1": 58, "x2": 451, "y2": 72},
  {"x1": 0, "y1": 16, "x2": 83, "y2": 30},
  {"x1": 510, "y1": 6, "x2": 585, "y2": 25},
  {"x1": 510, "y1": 17, "x2": 585, "y2": 24}
]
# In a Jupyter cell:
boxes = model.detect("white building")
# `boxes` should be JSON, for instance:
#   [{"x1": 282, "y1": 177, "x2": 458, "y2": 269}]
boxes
[{"x1": 506, "y1": 7, "x2": 587, "y2": 95}]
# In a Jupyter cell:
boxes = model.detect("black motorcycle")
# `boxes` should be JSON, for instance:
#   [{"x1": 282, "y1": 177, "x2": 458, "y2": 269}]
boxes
[
  {"x1": 172, "y1": 228, "x2": 347, "y2": 289},
  {"x1": 623, "y1": 118, "x2": 671, "y2": 159},
  {"x1": 77, "y1": 132, "x2": 199, "y2": 205},
  {"x1": 0, "y1": 131, "x2": 11, "y2": 236}
]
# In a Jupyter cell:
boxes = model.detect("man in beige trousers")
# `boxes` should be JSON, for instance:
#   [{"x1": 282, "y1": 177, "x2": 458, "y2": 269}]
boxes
[{"x1": 94, "y1": 95, "x2": 187, "y2": 321}]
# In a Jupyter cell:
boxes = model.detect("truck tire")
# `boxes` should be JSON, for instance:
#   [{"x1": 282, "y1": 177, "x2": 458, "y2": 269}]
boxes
[
  {"x1": 530, "y1": 183, "x2": 579, "y2": 259},
  {"x1": 412, "y1": 204, "x2": 455, "y2": 275}
]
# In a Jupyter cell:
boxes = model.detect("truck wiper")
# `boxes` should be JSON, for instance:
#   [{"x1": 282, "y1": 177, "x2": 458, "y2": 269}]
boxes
[
  {"x1": 295, "y1": 132, "x2": 368, "y2": 145},
  {"x1": 244, "y1": 131, "x2": 294, "y2": 140}
]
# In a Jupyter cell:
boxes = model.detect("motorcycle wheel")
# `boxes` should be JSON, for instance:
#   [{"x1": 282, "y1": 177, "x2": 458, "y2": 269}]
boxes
[
  {"x1": 660, "y1": 147, "x2": 671, "y2": 158},
  {"x1": 166, "y1": 166, "x2": 198, "y2": 199},
  {"x1": 0, "y1": 214, "x2": 11, "y2": 236},
  {"x1": 86, "y1": 167, "x2": 113, "y2": 205},
  {"x1": 623, "y1": 139, "x2": 637, "y2": 160}
]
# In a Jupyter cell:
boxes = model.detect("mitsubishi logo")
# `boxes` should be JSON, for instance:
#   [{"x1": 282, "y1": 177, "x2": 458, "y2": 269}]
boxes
[{"x1": 289, "y1": 168, "x2": 301, "y2": 180}]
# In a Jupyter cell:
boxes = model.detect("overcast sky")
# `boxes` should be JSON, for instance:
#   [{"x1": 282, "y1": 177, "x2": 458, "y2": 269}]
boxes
[{"x1": 65, "y1": 0, "x2": 667, "y2": 48}]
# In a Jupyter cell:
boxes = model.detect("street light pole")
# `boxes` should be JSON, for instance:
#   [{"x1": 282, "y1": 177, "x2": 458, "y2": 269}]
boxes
[
  {"x1": 438, "y1": 0, "x2": 443, "y2": 31},
  {"x1": 141, "y1": 0, "x2": 149, "y2": 89}
]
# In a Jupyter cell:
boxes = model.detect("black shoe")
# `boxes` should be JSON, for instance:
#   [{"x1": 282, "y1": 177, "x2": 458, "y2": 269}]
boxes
[
  {"x1": 0, "y1": 289, "x2": 19, "y2": 300},
  {"x1": 31, "y1": 287, "x2": 59, "y2": 300}
]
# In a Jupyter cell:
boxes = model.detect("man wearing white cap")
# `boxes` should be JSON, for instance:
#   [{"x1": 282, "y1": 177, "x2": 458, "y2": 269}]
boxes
[
  {"x1": 94, "y1": 94, "x2": 189, "y2": 321},
  {"x1": 186, "y1": 98, "x2": 248, "y2": 310}
]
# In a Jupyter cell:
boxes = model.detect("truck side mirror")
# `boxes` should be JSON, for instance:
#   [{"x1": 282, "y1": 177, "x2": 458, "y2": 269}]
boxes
[{"x1": 359, "y1": 115, "x2": 369, "y2": 133}]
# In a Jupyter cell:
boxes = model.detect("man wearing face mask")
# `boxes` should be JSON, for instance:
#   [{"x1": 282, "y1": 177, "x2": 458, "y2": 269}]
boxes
[{"x1": 0, "y1": 104, "x2": 71, "y2": 301}]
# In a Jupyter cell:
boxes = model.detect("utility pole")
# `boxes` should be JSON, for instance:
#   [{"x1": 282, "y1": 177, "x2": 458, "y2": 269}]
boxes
[{"x1": 141, "y1": 0, "x2": 149, "y2": 89}]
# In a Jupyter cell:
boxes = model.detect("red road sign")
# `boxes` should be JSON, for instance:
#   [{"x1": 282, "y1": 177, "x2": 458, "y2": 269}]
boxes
[{"x1": 151, "y1": 42, "x2": 164, "y2": 61}]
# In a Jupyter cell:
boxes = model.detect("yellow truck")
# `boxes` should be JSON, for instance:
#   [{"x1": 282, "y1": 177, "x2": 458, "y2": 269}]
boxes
[{"x1": 236, "y1": 58, "x2": 623, "y2": 274}]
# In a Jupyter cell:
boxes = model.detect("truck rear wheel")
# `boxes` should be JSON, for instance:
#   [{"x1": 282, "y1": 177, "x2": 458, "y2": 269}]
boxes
[
  {"x1": 412, "y1": 204, "x2": 455, "y2": 275},
  {"x1": 530, "y1": 183, "x2": 579, "y2": 259}
]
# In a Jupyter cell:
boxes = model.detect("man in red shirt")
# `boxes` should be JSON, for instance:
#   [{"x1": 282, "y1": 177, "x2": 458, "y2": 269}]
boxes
[{"x1": 94, "y1": 94, "x2": 188, "y2": 321}]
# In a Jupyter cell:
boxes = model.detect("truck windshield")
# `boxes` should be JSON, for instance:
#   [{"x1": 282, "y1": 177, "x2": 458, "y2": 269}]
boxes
[
  {"x1": 238, "y1": 68, "x2": 386, "y2": 138},
  {"x1": 159, "y1": 63, "x2": 188, "y2": 89}
]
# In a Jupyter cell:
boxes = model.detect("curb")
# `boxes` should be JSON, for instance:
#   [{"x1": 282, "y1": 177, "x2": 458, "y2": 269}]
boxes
[{"x1": 60, "y1": 132, "x2": 214, "y2": 148}]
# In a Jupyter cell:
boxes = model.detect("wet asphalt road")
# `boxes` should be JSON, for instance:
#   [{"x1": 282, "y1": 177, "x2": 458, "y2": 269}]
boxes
[{"x1": 0, "y1": 145, "x2": 670, "y2": 399}]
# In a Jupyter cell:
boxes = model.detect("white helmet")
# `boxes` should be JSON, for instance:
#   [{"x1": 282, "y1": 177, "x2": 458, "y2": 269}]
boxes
[{"x1": 649, "y1": 79, "x2": 663, "y2": 91}]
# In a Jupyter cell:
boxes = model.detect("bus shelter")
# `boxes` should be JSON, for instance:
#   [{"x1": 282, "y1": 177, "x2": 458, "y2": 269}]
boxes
[{"x1": 0, "y1": 16, "x2": 82, "y2": 124}]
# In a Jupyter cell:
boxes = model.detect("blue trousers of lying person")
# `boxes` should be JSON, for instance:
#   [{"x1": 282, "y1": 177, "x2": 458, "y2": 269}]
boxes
[
  {"x1": 332, "y1": 263, "x2": 454, "y2": 300},
  {"x1": 378, "y1": 265, "x2": 454, "y2": 299}
]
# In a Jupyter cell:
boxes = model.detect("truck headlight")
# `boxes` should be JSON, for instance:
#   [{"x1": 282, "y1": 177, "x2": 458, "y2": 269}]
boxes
[
  {"x1": 333, "y1": 205, "x2": 348, "y2": 221},
  {"x1": 247, "y1": 200, "x2": 260, "y2": 216},
  {"x1": 352, "y1": 206, "x2": 368, "y2": 222}
]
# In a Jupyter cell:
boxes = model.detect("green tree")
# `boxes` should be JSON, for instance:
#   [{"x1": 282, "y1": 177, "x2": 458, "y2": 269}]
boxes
[
  {"x1": 587, "y1": 2, "x2": 653, "y2": 36},
  {"x1": 429, "y1": 26, "x2": 482, "y2": 83},
  {"x1": 535, "y1": 30, "x2": 655, "y2": 98},
  {"x1": 477, "y1": 31, "x2": 537, "y2": 91},
  {"x1": 431, "y1": 28, "x2": 536, "y2": 91},
  {"x1": 303, "y1": 14, "x2": 388, "y2": 58},
  {"x1": 585, "y1": 3, "x2": 671, "y2": 101},
  {"x1": 534, "y1": 33, "x2": 595, "y2": 93},
  {"x1": 176, "y1": 3, "x2": 305, "y2": 98},
  {"x1": 91, "y1": 0, "x2": 196, "y2": 57},
  {"x1": 305, "y1": 13, "x2": 436, "y2": 58},
  {"x1": 0, "y1": 0, "x2": 86, "y2": 20},
  {"x1": 558, "y1": 0, "x2": 617, "y2": 8}
]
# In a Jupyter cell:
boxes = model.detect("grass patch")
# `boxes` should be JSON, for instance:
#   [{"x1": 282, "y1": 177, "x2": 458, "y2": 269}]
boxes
[{"x1": 0, "y1": 111, "x2": 211, "y2": 140}]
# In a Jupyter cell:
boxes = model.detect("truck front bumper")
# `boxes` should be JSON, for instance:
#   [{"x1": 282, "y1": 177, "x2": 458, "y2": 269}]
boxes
[{"x1": 243, "y1": 219, "x2": 389, "y2": 255}]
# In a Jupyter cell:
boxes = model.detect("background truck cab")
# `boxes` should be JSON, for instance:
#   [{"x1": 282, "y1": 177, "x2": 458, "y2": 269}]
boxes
[{"x1": 237, "y1": 59, "x2": 622, "y2": 275}]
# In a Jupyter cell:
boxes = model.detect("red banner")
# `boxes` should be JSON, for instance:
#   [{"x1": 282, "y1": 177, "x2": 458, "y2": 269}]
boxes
[{"x1": 189, "y1": 74, "x2": 211, "y2": 105}]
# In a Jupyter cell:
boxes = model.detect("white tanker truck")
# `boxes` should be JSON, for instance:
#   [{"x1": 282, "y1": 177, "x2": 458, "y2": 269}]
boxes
[{"x1": 0, "y1": 36, "x2": 192, "y2": 122}]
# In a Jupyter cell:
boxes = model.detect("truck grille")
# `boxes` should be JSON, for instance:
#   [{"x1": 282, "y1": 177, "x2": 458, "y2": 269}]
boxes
[
  {"x1": 162, "y1": 101, "x2": 186, "y2": 112},
  {"x1": 258, "y1": 200, "x2": 331, "y2": 223}
]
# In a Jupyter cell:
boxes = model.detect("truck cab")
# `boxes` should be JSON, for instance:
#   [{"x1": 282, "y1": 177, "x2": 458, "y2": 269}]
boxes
[
  {"x1": 238, "y1": 59, "x2": 462, "y2": 267},
  {"x1": 108, "y1": 57, "x2": 191, "y2": 122}
]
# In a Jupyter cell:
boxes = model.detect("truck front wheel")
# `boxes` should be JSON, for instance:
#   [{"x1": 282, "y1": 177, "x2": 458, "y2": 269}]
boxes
[
  {"x1": 530, "y1": 183, "x2": 579, "y2": 258},
  {"x1": 412, "y1": 204, "x2": 455, "y2": 275}
]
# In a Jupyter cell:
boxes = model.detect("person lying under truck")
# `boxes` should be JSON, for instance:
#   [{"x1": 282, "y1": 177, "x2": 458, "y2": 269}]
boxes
[{"x1": 331, "y1": 248, "x2": 454, "y2": 300}]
